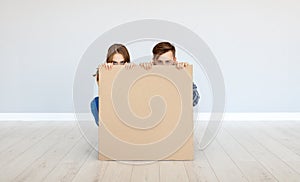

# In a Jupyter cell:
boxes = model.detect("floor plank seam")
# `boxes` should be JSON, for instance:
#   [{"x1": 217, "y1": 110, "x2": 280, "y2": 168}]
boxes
[
  {"x1": 0, "y1": 126, "x2": 58, "y2": 167},
  {"x1": 215, "y1": 137, "x2": 250, "y2": 182},
  {"x1": 244, "y1": 125, "x2": 300, "y2": 176},
  {"x1": 202, "y1": 149, "x2": 221, "y2": 182},
  {"x1": 222, "y1": 127, "x2": 279, "y2": 182},
  {"x1": 41, "y1": 135, "x2": 85, "y2": 181},
  {"x1": 70, "y1": 148, "x2": 96, "y2": 182},
  {"x1": 11, "y1": 127, "x2": 76, "y2": 181}
]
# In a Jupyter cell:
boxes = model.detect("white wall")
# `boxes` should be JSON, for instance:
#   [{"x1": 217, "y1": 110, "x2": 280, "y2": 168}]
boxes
[{"x1": 0, "y1": 0, "x2": 298, "y2": 113}]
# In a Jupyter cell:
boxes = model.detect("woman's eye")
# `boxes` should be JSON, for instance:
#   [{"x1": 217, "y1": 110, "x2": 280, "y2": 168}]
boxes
[{"x1": 120, "y1": 61, "x2": 125, "y2": 65}]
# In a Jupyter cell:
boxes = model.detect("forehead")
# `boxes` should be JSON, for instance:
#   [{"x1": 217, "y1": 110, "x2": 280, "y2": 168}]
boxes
[
  {"x1": 112, "y1": 53, "x2": 124, "y2": 61},
  {"x1": 156, "y1": 51, "x2": 174, "y2": 60}
]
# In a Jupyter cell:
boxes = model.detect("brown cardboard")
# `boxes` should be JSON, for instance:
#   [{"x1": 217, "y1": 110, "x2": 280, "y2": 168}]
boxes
[{"x1": 98, "y1": 65, "x2": 194, "y2": 160}]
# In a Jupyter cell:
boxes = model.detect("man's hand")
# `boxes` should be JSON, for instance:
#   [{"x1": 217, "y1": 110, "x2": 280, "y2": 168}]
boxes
[
  {"x1": 139, "y1": 62, "x2": 153, "y2": 70},
  {"x1": 175, "y1": 62, "x2": 189, "y2": 69}
]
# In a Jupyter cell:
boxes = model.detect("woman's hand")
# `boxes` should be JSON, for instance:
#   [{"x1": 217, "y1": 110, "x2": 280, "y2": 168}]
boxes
[
  {"x1": 103, "y1": 63, "x2": 113, "y2": 70},
  {"x1": 125, "y1": 62, "x2": 136, "y2": 69}
]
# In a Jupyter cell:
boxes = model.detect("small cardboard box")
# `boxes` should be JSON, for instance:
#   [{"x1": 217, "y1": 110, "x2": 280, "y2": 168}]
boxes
[{"x1": 98, "y1": 65, "x2": 194, "y2": 160}]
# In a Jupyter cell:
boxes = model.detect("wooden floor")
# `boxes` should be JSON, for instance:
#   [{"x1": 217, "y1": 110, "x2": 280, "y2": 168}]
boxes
[{"x1": 0, "y1": 120, "x2": 300, "y2": 182}]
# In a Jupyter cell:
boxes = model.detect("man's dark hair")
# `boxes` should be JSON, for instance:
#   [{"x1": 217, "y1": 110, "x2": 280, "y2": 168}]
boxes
[{"x1": 152, "y1": 42, "x2": 176, "y2": 60}]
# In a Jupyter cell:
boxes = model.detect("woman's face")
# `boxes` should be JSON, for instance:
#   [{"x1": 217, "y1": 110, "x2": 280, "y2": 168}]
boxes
[{"x1": 111, "y1": 53, "x2": 126, "y2": 65}]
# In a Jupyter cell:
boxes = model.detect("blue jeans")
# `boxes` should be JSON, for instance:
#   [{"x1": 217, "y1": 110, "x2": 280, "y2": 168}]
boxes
[{"x1": 90, "y1": 97, "x2": 99, "y2": 126}]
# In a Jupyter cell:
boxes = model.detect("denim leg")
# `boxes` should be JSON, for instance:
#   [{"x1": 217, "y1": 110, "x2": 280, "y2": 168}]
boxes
[{"x1": 90, "y1": 97, "x2": 99, "y2": 126}]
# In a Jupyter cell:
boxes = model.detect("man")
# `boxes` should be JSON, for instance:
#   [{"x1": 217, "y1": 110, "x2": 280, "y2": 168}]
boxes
[{"x1": 140, "y1": 42, "x2": 200, "y2": 106}]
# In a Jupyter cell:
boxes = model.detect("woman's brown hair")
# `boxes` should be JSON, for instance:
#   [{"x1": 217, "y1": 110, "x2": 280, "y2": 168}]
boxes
[
  {"x1": 106, "y1": 44, "x2": 130, "y2": 63},
  {"x1": 94, "y1": 44, "x2": 130, "y2": 82}
]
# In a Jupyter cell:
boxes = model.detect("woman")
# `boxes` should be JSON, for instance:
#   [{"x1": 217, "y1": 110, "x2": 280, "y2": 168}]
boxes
[{"x1": 91, "y1": 44, "x2": 134, "y2": 126}]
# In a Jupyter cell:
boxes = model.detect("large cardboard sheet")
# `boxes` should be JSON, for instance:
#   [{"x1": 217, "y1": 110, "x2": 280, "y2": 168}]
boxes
[{"x1": 98, "y1": 65, "x2": 194, "y2": 160}]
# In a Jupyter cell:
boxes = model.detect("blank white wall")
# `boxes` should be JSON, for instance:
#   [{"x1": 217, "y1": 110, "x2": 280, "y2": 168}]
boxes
[{"x1": 0, "y1": 0, "x2": 298, "y2": 113}]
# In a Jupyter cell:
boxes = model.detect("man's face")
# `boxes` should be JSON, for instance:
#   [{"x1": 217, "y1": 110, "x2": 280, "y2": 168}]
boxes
[{"x1": 153, "y1": 51, "x2": 176, "y2": 65}]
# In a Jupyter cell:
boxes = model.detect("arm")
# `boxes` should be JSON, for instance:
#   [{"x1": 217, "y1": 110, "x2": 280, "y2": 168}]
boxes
[
  {"x1": 93, "y1": 68, "x2": 100, "y2": 86},
  {"x1": 193, "y1": 82, "x2": 200, "y2": 107}
]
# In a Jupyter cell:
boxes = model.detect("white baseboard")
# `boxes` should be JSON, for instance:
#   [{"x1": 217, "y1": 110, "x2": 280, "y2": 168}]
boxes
[
  {"x1": 0, "y1": 112, "x2": 299, "y2": 121},
  {"x1": 195, "y1": 112, "x2": 300, "y2": 121},
  {"x1": 0, "y1": 113, "x2": 88, "y2": 121}
]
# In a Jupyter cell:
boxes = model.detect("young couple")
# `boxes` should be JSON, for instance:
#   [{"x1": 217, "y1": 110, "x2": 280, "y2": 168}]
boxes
[{"x1": 91, "y1": 42, "x2": 200, "y2": 126}]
